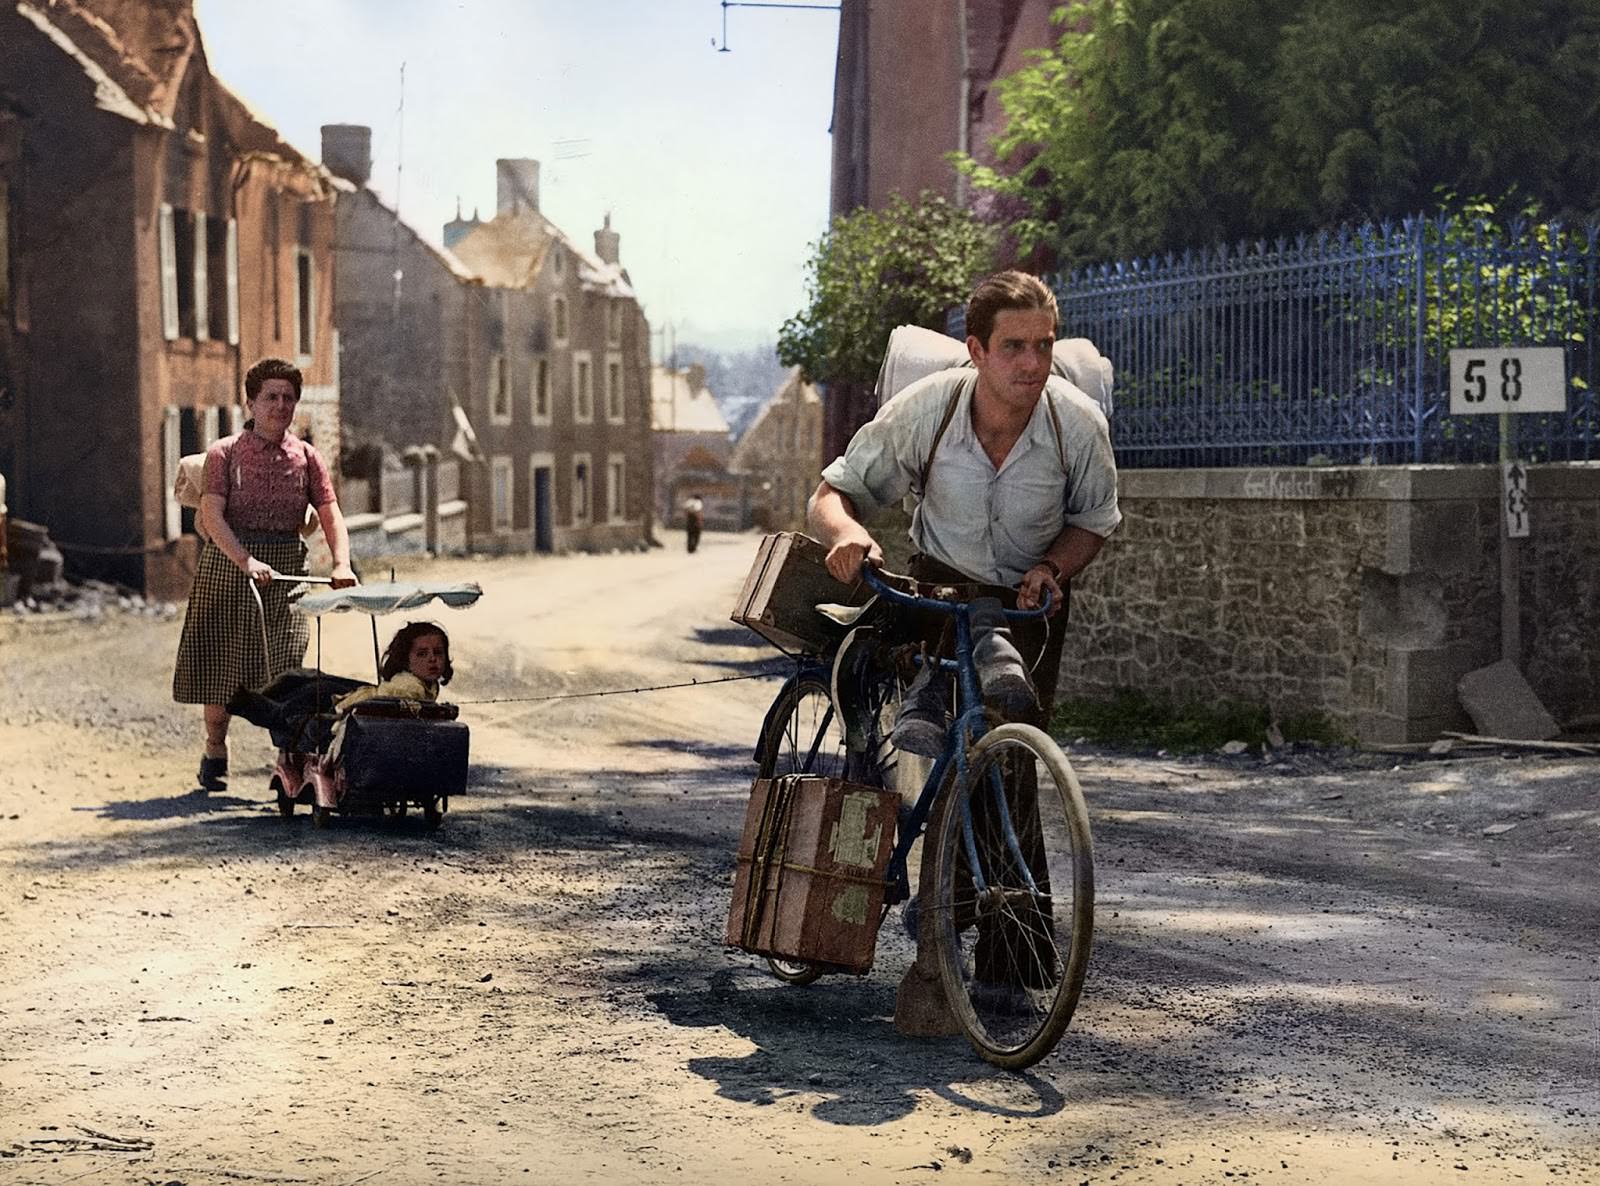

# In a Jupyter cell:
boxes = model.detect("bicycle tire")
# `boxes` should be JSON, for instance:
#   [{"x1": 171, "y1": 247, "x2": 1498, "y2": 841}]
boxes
[
  {"x1": 929, "y1": 723, "x2": 1094, "y2": 1069},
  {"x1": 756, "y1": 675, "x2": 849, "y2": 781}
]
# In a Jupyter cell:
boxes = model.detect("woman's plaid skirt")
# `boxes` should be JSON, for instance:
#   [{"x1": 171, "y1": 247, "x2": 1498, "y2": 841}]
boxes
[{"x1": 172, "y1": 534, "x2": 310, "y2": 705}]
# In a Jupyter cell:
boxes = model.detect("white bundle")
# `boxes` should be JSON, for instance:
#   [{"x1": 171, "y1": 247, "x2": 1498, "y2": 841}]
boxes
[{"x1": 874, "y1": 324, "x2": 1114, "y2": 418}]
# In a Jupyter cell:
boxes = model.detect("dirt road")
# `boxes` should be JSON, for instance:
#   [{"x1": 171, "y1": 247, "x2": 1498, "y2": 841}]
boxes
[{"x1": 1, "y1": 534, "x2": 1596, "y2": 1185}]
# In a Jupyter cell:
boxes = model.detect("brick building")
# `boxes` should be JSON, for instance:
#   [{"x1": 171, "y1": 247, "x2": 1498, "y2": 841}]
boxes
[
  {"x1": 0, "y1": 0, "x2": 338, "y2": 599},
  {"x1": 824, "y1": 0, "x2": 1058, "y2": 457},
  {"x1": 442, "y1": 160, "x2": 652, "y2": 553}
]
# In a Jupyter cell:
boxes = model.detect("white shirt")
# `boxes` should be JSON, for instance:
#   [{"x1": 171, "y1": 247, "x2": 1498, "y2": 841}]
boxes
[{"x1": 821, "y1": 369, "x2": 1120, "y2": 585}]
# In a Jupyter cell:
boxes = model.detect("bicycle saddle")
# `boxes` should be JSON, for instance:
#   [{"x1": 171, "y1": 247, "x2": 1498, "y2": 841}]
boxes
[{"x1": 814, "y1": 595, "x2": 880, "y2": 628}]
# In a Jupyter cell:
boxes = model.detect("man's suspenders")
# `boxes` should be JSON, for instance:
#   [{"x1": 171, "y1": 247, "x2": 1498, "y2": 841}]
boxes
[{"x1": 916, "y1": 375, "x2": 1068, "y2": 495}]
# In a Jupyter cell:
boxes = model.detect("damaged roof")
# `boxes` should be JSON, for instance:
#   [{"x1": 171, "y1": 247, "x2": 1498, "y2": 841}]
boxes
[
  {"x1": 331, "y1": 178, "x2": 479, "y2": 284},
  {"x1": 449, "y1": 210, "x2": 635, "y2": 299},
  {"x1": 16, "y1": 0, "x2": 329, "y2": 186},
  {"x1": 651, "y1": 366, "x2": 731, "y2": 435}
]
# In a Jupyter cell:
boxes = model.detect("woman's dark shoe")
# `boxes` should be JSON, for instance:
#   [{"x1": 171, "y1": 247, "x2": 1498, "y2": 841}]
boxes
[{"x1": 197, "y1": 755, "x2": 228, "y2": 792}]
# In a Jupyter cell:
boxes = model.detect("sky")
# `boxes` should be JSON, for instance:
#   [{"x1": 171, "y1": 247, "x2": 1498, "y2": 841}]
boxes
[{"x1": 193, "y1": 0, "x2": 841, "y2": 355}]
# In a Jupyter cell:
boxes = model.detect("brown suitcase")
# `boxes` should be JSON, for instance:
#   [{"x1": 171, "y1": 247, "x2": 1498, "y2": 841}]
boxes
[
  {"x1": 726, "y1": 774, "x2": 898, "y2": 974},
  {"x1": 730, "y1": 532, "x2": 869, "y2": 655}
]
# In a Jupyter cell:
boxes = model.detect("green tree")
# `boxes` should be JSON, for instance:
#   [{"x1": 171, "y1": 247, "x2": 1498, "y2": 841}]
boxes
[
  {"x1": 963, "y1": 0, "x2": 1600, "y2": 267},
  {"x1": 777, "y1": 192, "x2": 995, "y2": 385}
]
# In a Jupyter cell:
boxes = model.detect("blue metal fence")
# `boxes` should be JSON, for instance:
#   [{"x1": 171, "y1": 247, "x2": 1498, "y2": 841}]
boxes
[{"x1": 1041, "y1": 215, "x2": 1600, "y2": 467}]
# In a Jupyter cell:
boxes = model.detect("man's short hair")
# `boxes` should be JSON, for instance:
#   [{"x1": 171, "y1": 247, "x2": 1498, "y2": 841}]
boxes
[
  {"x1": 244, "y1": 357, "x2": 304, "y2": 399},
  {"x1": 965, "y1": 271, "x2": 1058, "y2": 348}
]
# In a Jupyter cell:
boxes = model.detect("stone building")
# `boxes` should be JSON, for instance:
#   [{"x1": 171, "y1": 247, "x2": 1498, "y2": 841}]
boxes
[
  {"x1": 0, "y1": 0, "x2": 338, "y2": 599},
  {"x1": 729, "y1": 368, "x2": 823, "y2": 531},
  {"x1": 442, "y1": 160, "x2": 652, "y2": 553},
  {"x1": 322, "y1": 124, "x2": 479, "y2": 472},
  {"x1": 651, "y1": 363, "x2": 743, "y2": 531}
]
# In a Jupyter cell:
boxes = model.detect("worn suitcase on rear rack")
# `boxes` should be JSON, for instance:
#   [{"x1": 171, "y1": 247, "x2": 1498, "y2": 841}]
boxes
[
  {"x1": 726, "y1": 774, "x2": 898, "y2": 974},
  {"x1": 730, "y1": 532, "x2": 870, "y2": 655}
]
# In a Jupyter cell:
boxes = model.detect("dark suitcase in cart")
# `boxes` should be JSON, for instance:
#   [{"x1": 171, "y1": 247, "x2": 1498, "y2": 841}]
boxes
[
  {"x1": 727, "y1": 774, "x2": 898, "y2": 974},
  {"x1": 341, "y1": 709, "x2": 470, "y2": 803}
]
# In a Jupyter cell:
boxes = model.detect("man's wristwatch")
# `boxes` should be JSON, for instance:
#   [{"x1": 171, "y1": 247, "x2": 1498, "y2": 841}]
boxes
[{"x1": 1037, "y1": 558, "x2": 1062, "y2": 582}]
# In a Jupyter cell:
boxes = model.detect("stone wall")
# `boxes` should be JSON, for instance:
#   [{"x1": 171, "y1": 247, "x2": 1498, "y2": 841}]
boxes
[{"x1": 1059, "y1": 464, "x2": 1600, "y2": 744}]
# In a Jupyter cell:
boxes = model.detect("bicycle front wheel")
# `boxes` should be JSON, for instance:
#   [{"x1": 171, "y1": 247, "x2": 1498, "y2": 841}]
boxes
[{"x1": 930, "y1": 723, "x2": 1094, "y2": 1070}]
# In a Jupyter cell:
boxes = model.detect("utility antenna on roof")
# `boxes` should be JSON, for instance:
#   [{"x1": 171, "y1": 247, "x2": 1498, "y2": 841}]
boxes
[
  {"x1": 392, "y1": 61, "x2": 407, "y2": 316},
  {"x1": 711, "y1": 1, "x2": 840, "y2": 53}
]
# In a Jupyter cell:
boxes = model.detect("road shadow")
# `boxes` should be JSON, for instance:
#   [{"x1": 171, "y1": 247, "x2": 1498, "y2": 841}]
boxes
[
  {"x1": 645, "y1": 966, "x2": 1067, "y2": 1126},
  {"x1": 82, "y1": 786, "x2": 261, "y2": 821}
]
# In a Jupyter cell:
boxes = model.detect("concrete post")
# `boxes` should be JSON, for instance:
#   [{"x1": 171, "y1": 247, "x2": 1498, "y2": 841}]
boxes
[{"x1": 422, "y1": 445, "x2": 441, "y2": 555}]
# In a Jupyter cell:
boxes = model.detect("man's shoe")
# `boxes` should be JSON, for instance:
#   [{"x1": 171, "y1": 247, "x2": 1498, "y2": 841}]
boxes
[
  {"x1": 970, "y1": 597, "x2": 1038, "y2": 719},
  {"x1": 894, "y1": 962, "x2": 963, "y2": 1038},
  {"x1": 890, "y1": 663, "x2": 948, "y2": 758},
  {"x1": 197, "y1": 754, "x2": 228, "y2": 793}
]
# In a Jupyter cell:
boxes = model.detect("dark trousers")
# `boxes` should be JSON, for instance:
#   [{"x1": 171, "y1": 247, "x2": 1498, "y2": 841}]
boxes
[{"x1": 905, "y1": 553, "x2": 1064, "y2": 986}]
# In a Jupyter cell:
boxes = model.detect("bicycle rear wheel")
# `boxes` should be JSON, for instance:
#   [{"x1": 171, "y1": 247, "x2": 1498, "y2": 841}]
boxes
[
  {"x1": 757, "y1": 675, "x2": 848, "y2": 780},
  {"x1": 929, "y1": 723, "x2": 1094, "y2": 1069}
]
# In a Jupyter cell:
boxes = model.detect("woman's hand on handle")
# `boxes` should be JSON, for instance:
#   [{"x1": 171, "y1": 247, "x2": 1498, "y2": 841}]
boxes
[
  {"x1": 330, "y1": 562, "x2": 358, "y2": 590},
  {"x1": 244, "y1": 556, "x2": 276, "y2": 588}
]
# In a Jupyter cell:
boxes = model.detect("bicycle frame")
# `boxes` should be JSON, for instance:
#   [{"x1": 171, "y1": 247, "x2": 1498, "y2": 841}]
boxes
[
  {"x1": 759, "y1": 566, "x2": 1052, "y2": 911},
  {"x1": 861, "y1": 566, "x2": 1051, "y2": 910}
]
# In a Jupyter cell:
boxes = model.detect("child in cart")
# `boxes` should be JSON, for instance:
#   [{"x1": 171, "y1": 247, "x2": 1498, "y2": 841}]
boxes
[{"x1": 326, "y1": 622, "x2": 453, "y2": 763}]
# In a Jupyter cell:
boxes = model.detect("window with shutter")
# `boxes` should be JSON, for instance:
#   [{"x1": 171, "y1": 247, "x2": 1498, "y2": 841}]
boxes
[{"x1": 162, "y1": 406, "x2": 181, "y2": 540}]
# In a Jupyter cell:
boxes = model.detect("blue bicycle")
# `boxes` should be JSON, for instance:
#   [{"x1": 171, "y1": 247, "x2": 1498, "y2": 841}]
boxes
[{"x1": 753, "y1": 565, "x2": 1095, "y2": 1069}]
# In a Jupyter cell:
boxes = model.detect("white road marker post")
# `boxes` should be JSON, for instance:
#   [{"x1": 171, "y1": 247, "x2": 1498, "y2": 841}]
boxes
[{"x1": 1449, "y1": 347, "x2": 1567, "y2": 668}]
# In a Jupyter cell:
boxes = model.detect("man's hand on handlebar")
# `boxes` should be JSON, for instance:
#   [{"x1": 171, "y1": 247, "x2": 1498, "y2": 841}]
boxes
[
  {"x1": 1018, "y1": 563, "x2": 1063, "y2": 617},
  {"x1": 824, "y1": 524, "x2": 884, "y2": 585}
]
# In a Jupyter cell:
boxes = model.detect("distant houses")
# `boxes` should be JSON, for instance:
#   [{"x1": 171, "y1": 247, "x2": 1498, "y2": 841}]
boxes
[
  {"x1": 0, "y1": 0, "x2": 656, "y2": 598},
  {"x1": 652, "y1": 363, "x2": 823, "y2": 535},
  {"x1": 328, "y1": 147, "x2": 653, "y2": 557}
]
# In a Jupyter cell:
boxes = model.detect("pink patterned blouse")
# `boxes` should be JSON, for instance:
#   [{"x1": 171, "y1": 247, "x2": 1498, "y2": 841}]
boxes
[{"x1": 203, "y1": 430, "x2": 336, "y2": 535}]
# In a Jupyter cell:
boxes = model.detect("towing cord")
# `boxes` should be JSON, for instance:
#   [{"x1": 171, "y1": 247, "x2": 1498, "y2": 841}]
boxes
[{"x1": 454, "y1": 664, "x2": 794, "y2": 706}]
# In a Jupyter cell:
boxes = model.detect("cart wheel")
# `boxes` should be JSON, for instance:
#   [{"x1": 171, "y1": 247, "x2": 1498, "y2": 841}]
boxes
[
  {"x1": 312, "y1": 803, "x2": 331, "y2": 830},
  {"x1": 423, "y1": 799, "x2": 443, "y2": 830},
  {"x1": 766, "y1": 957, "x2": 824, "y2": 986},
  {"x1": 276, "y1": 789, "x2": 295, "y2": 819}
]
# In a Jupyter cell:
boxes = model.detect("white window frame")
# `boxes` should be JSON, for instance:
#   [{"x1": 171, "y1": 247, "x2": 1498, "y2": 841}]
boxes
[
  {"x1": 193, "y1": 212, "x2": 209, "y2": 341},
  {"x1": 530, "y1": 356, "x2": 551, "y2": 425},
  {"x1": 489, "y1": 352, "x2": 511, "y2": 425},
  {"x1": 606, "y1": 452, "x2": 626, "y2": 523},
  {"x1": 225, "y1": 218, "x2": 239, "y2": 345},
  {"x1": 491, "y1": 454, "x2": 514, "y2": 531},
  {"x1": 572, "y1": 350, "x2": 593, "y2": 424},
  {"x1": 293, "y1": 246, "x2": 315, "y2": 362},
  {"x1": 162, "y1": 406, "x2": 181, "y2": 540},
  {"x1": 158, "y1": 204, "x2": 179, "y2": 341},
  {"x1": 552, "y1": 294, "x2": 569, "y2": 347},
  {"x1": 571, "y1": 451, "x2": 591, "y2": 527},
  {"x1": 604, "y1": 351, "x2": 624, "y2": 424}
]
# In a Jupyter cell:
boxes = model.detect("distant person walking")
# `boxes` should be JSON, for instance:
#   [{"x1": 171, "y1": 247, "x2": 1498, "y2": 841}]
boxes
[{"x1": 683, "y1": 493, "x2": 705, "y2": 553}]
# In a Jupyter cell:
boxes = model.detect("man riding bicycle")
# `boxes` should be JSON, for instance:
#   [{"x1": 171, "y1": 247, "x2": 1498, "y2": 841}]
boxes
[{"x1": 807, "y1": 269, "x2": 1121, "y2": 1036}]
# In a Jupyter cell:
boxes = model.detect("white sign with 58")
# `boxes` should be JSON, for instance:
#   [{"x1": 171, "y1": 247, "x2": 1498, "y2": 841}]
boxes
[{"x1": 1448, "y1": 347, "x2": 1567, "y2": 415}]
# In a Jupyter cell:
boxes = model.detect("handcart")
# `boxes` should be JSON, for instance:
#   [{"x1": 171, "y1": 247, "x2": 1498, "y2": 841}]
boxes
[{"x1": 227, "y1": 578, "x2": 483, "y2": 830}]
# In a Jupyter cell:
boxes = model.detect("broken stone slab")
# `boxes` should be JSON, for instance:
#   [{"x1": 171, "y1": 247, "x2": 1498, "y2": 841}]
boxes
[{"x1": 1456, "y1": 659, "x2": 1560, "y2": 742}]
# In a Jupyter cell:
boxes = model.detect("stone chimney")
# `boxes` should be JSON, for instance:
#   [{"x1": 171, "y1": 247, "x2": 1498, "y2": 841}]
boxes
[
  {"x1": 321, "y1": 124, "x2": 372, "y2": 187},
  {"x1": 496, "y1": 159, "x2": 540, "y2": 217},
  {"x1": 594, "y1": 212, "x2": 620, "y2": 265}
]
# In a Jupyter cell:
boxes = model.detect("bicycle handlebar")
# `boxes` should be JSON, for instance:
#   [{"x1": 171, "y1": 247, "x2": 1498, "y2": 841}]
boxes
[{"x1": 860, "y1": 563, "x2": 1051, "y2": 620}]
